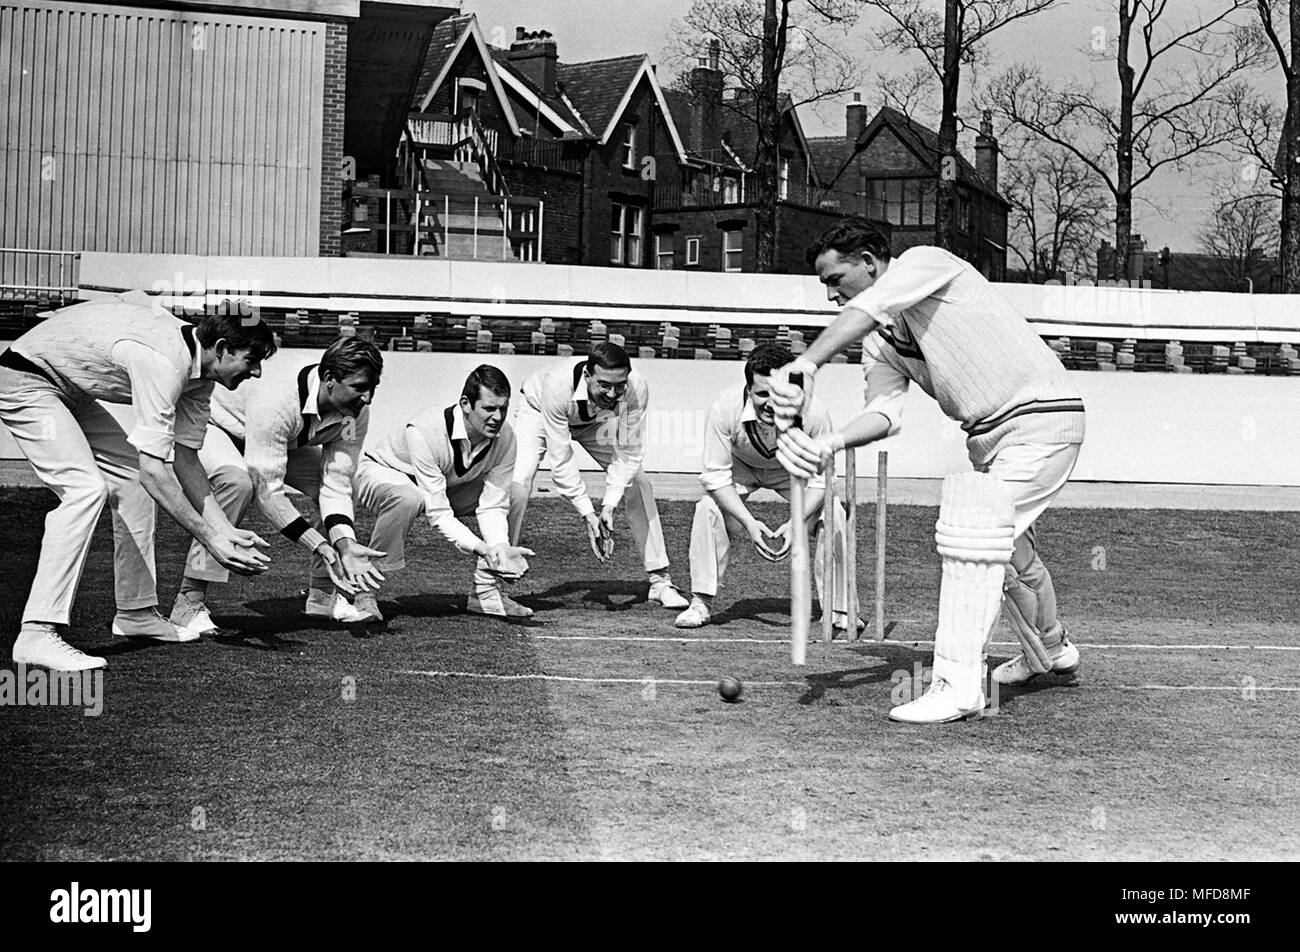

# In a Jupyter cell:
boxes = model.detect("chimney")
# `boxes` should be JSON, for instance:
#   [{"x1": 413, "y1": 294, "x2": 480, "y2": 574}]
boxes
[
  {"x1": 689, "y1": 39, "x2": 723, "y2": 153},
  {"x1": 975, "y1": 109, "x2": 999, "y2": 189},
  {"x1": 509, "y1": 27, "x2": 558, "y2": 97},
  {"x1": 846, "y1": 92, "x2": 869, "y2": 144}
]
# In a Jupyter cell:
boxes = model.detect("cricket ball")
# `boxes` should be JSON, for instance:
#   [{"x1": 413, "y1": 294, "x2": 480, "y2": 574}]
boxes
[{"x1": 718, "y1": 676, "x2": 743, "y2": 703}]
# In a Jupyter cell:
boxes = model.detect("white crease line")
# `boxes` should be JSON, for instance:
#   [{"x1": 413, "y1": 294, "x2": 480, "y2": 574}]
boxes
[
  {"x1": 400, "y1": 671, "x2": 1298, "y2": 693},
  {"x1": 1116, "y1": 685, "x2": 1300, "y2": 692},
  {"x1": 401, "y1": 670, "x2": 805, "y2": 687},
  {"x1": 532, "y1": 634, "x2": 1300, "y2": 652}
]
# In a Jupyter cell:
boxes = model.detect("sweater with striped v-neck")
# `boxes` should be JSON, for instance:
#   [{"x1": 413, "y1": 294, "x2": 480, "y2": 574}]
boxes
[{"x1": 846, "y1": 245, "x2": 1085, "y2": 464}]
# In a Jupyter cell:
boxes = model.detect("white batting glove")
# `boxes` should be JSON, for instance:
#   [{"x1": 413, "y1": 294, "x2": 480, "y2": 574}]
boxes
[{"x1": 770, "y1": 357, "x2": 818, "y2": 432}]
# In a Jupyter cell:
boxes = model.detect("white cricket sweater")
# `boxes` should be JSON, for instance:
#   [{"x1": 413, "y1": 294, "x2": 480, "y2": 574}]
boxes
[{"x1": 846, "y1": 246, "x2": 1085, "y2": 464}]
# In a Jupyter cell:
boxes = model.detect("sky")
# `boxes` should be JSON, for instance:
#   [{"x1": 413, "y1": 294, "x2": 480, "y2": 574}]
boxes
[{"x1": 459, "y1": 0, "x2": 1283, "y2": 254}]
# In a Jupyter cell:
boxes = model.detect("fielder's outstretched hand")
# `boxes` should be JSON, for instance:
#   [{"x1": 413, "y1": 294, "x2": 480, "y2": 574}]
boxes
[
  {"x1": 208, "y1": 525, "x2": 270, "y2": 576},
  {"x1": 747, "y1": 519, "x2": 789, "y2": 562},
  {"x1": 770, "y1": 359, "x2": 817, "y2": 431},
  {"x1": 336, "y1": 540, "x2": 387, "y2": 593},
  {"x1": 778, "y1": 428, "x2": 834, "y2": 480},
  {"x1": 585, "y1": 512, "x2": 611, "y2": 563},
  {"x1": 485, "y1": 544, "x2": 535, "y2": 582}
]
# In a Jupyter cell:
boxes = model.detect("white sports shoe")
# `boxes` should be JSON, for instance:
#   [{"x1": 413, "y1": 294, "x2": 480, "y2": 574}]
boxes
[
  {"x1": 992, "y1": 631, "x2": 1080, "y2": 686},
  {"x1": 888, "y1": 676, "x2": 984, "y2": 724},
  {"x1": 169, "y1": 594, "x2": 220, "y2": 639},
  {"x1": 467, "y1": 587, "x2": 534, "y2": 618},
  {"x1": 13, "y1": 624, "x2": 107, "y2": 671},
  {"x1": 113, "y1": 609, "x2": 197, "y2": 643},
  {"x1": 649, "y1": 579, "x2": 689, "y2": 609},
  {"x1": 674, "y1": 600, "x2": 711, "y2": 629},
  {"x1": 303, "y1": 589, "x2": 371, "y2": 624}
]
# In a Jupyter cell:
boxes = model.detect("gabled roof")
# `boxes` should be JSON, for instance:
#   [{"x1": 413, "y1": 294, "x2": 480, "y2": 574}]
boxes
[
  {"x1": 488, "y1": 49, "x2": 588, "y2": 137},
  {"x1": 829, "y1": 106, "x2": 1003, "y2": 202},
  {"x1": 558, "y1": 55, "x2": 689, "y2": 162},
  {"x1": 411, "y1": 14, "x2": 521, "y2": 136}
]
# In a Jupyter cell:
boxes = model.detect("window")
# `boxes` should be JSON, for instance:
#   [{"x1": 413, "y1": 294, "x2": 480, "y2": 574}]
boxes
[
  {"x1": 867, "y1": 178, "x2": 937, "y2": 226},
  {"x1": 722, "y1": 175, "x2": 741, "y2": 204},
  {"x1": 656, "y1": 234, "x2": 674, "y2": 269},
  {"x1": 778, "y1": 157, "x2": 790, "y2": 200},
  {"x1": 621, "y1": 123, "x2": 637, "y2": 170},
  {"x1": 685, "y1": 236, "x2": 701, "y2": 266},
  {"x1": 958, "y1": 194, "x2": 972, "y2": 234},
  {"x1": 610, "y1": 201, "x2": 644, "y2": 266},
  {"x1": 723, "y1": 229, "x2": 743, "y2": 272}
]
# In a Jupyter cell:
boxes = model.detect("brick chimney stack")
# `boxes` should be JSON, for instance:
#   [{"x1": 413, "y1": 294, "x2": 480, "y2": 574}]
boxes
[
  {"x1": 509, "y1": 27, "x2": 558, "y2": 97},
  {"x1": 689, "y1": 40, "x2": 723, "y2": 153},
  {"x1": 975, "y1": 109, "x2": 999, "y2": 189},
  {"x1": 846, "y1": 91, "x2": 869, "y2": 143}
]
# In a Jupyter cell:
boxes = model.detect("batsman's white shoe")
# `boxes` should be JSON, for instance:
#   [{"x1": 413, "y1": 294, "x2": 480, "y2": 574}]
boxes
[
  {"x1": 888, "y1": 677, "x2": 984, "y2": 724},
  {"x1": 352, "y1": 593, "x2": 384, "y2": 623},
  {"x1": 674, "y1": 601, "x2": 711, "y2": 629},
  {"x1": 169, "y1": 594, "x2": 219, "y2": 639},
  {"x1": 992, "y1": 631, "x2": 1080, "y2": 686},
  {"x1": 467, "y1": 588, "x2": 534, "y2": 618},
  {"x1": 112, "y1": 609, "x2": 197, "y2": 642},
  {"x1": 13, "y1": 624, "x2": 107, "y2": 671},
  {"x1": 304, "y1": 589, "x2": 371, "y2": 624},
  {"x1": 648, "y1": 580, "x2": 689, "y2": 610}
]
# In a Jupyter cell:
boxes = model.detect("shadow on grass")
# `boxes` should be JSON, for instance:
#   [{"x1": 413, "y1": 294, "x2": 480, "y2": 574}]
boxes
[
  {"x1": 522, "y1": 579, "x2": 649, "y2": 613},
  {"x1": 710, "y1": 597, "x2": 794, "y2": 628}
]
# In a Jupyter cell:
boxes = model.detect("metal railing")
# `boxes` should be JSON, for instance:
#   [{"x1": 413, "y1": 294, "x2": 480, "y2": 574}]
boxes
[
  {"x1": 346, "y1": 187, "x2": 543, "y2": 262},
  {"x1": 496, "y1": 137, "x2": 584, "y2": 174},
  {"x1": 652, "y1": 174, "x2": 865, "y2": 213},
  {"x1": 0, "y1": 248, "x2": 81, "y2": 303}
]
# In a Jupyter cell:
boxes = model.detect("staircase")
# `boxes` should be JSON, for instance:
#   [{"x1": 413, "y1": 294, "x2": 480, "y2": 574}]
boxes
[{"x1": 416, "y1": 160, "x2": 518, "y2": 260}]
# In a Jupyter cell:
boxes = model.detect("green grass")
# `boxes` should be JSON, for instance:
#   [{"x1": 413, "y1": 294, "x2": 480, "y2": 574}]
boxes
[{"x1": 1, "y1": 489, "x2": 1297, "y2": 860}]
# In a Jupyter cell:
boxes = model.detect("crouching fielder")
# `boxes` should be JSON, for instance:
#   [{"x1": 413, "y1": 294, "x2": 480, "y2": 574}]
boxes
[
  {"x1": 171, "y1": 338, "x2": 386, "y2": 634},
  {"x1": 354, "y1": 365, "x2": 536, "y2": 619},
  {"x1": 774, "y1": 219, "x2": 1086, "y2": 724},
  {"x1": 675, "y1": 343, "x2": 857, "y2": 631}
]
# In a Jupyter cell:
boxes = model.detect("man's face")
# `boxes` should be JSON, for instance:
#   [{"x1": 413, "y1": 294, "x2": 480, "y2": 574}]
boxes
[
  {"x1": 324, "y1": 371, "x2": 377, "y2": 417},
  {"x1": 815, "y1": 248, "x2": 879, "y2": 306},
  {"x1": 585, "y1": 365, "x2": 630, "y2": 411},
  {"x1": 461, "y1": 386, "x2": 509, "y2": 440},
  {"x1": 212, "y1": 344, "x2": 263, "y2": 391},
  {"x1": 748, "y1": 372, "x2": 777, "y2": 425}
]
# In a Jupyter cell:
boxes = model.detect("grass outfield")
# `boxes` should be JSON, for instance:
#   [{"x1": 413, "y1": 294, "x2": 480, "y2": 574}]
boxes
[{"x1": 1, "y1": 487, "x2": 1297, "y2": 861}]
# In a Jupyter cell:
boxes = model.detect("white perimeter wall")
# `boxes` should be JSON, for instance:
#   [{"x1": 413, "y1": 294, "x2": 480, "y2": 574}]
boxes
[{"x1": 4, "y1": 350, "x2": 1298, "y2": 486}]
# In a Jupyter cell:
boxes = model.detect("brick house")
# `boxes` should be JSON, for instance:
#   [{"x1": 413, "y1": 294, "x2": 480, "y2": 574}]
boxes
[
  {"x1": 651, "y1": 44, "x2": 862, "y2": 275},
  {"x1": 808, "y1": 100, "x2": 1010, "y2": 279}
]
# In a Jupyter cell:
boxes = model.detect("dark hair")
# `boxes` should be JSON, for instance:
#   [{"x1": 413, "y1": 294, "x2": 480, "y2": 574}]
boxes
[
  {"x1": 805, "y1": 217, "x2": 892, "y2": 268},
  {"x1": 319, "y1": 336, "x2": 383, "y2": 385},
  {"x1": 461, "y1": 364, "x2": 511, "y2": 407},
  {"x1": 196, "y1": 313, "x2": 278, "y2": 362},
  {"x1": 586, "y1": 341, "x2": 631, "y2": 373},
  {"x1": 744, "y1": 342, "x2": 793, "y2": 388}
]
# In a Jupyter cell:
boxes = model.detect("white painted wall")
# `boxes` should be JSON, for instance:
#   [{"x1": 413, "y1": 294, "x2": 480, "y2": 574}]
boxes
[{"x1": 5, "y1": 350, "x2": 1297, "y2": 486}]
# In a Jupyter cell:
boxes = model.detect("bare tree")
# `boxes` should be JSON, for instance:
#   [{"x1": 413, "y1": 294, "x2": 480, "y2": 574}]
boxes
[
  {"x1": 1002, "y1": 145, "x2": 1109, "y2": 282},
  {"x1": 666, "y1": 1, "x2": 860, "y2": 271},
  {"x1": 991, "y1": 1, "x2": 1267, "y2": 281},
  {"x1": 1197, "y1": 188, "x2": 1280, "y2": 289},
  {"x1": 858, "y1": 1, "x2": 1058, "y2": 250},
  {"x1": 1227, "y1": 2, "x2": 1299, "y2": 290}
]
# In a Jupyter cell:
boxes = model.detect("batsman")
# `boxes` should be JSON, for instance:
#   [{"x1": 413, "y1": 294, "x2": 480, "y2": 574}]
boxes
[{"x1": 774, "y1": 219, "x2": 1087, "y2": 724}]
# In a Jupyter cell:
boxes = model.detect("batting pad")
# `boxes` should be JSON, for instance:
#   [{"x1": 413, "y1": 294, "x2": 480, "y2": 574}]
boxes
[{"x1": 932, "y1": 473, "x2": 1016, "y2": 708}]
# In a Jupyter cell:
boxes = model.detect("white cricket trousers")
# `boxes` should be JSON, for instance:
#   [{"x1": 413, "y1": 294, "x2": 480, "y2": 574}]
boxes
[
  {"x1": 508, "y1": 404, "x2": 670, "y2": 572},
  {"x1": 352, "y1": 458, "x2": 500, "y2": 590},
  {"x1": 184, "y1": 424, "x2": 332, "y2": 589},
  {"x1": 687, "y1": 463, "x2": 850, "y2": 611},
  {"x1": 978, "y1": 442, "x2": 1081, "y2": 636},
  {"x1": 0, "y1": 366, "x2": 158, "y2": 624}
]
